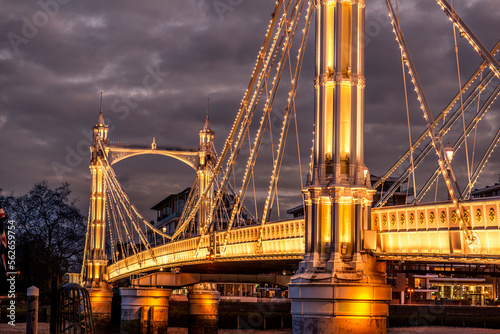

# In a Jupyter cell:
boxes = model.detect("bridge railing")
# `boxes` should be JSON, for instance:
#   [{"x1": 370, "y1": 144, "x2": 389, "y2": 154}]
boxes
[
  {"x1": 106, "y1": 218, "x2": 305, "y2": 282},
  {"x1": 372, "y1": 197, "x2": 500, "y2": 259}
]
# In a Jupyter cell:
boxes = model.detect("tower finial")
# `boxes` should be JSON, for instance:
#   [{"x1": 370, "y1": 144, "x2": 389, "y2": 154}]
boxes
[
  {"x1": 203, "y1": 98, "x2": 211, "y2": 131},
  {"x1": 98, "y1": 92, "x2": 105, "y2": 125},
  {"x1": 206, "y1": 97, "x2": 210, "y2": 119}
]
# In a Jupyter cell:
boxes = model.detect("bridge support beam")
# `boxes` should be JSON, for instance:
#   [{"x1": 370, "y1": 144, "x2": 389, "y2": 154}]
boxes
[
  {"x1": 290, "y1": 0, "x2": 391, "y2": 332},
  {"x1": 120, "y1": 287, "x2": 172, "y2": 334},
  {"x1": 188, "y1": 283, "x2": 220, "y2": 334}
]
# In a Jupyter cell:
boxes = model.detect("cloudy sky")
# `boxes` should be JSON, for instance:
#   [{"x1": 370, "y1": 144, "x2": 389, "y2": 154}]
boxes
[{"x1": 1, "y1": 0, "x2": 499, "y2": 222}]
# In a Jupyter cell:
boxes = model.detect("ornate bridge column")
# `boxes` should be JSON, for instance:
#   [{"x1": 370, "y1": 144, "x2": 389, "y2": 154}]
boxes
[
  {"x1": 85, "y1": 108, "x2": 109, "y2": 288},
  {"x1": 198, "y1": 112, "x2": 216, "y2": 234},
  {"x1": 85, "y1": 105, "x2": 113, "y2": 331},
  {"x1": 289, "y1": 1, "x2": 391, "y2": 333}
]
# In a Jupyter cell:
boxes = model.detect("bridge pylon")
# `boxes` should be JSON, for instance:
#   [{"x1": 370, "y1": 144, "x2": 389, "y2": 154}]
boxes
[
  {"x1": 289, "y1": 1, "x2": 391, "y2": 333},
  {"x1": 83, "y1": 99, "x2": 114, "y2": 331},
  {"x1": 84, "y1": 105, "x2": 109, "y2": 288},
  {"x1": 198, "y1": 110, "x2": 216, "y2": 235}
]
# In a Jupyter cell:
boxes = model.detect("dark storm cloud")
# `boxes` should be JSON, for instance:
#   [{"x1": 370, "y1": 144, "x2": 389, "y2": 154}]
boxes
[{"x1": 1, "y1": 0, "x2": 499, "y2": 220}]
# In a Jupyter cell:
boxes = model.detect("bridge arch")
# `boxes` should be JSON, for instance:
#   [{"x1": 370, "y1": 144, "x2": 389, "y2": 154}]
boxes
[{"x1": 108, "y1": 149, "x2": 199, "y2": 170}]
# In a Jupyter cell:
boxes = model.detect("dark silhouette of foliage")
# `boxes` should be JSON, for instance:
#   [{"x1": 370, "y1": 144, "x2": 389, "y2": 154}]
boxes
[{"x1": 0, "y1": 181, "x2": 86, "y2": 291}]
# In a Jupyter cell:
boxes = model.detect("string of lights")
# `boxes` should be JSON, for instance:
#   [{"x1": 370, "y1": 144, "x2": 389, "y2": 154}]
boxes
[{"x1": 386, "y1": 0, "x2": 479, "y2": 252}]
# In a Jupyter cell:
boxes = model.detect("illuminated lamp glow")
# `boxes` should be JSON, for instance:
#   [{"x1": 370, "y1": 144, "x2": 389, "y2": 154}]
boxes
[{"x1": 444, "y1": 142, "x2": 454, "y2": 163}]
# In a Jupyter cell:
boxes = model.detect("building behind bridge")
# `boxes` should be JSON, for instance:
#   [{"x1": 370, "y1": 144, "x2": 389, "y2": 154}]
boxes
[
  {"x1": 148, "y1": 187, "x2": 256, "y2": 242},
  {"x1": 471, "y1": 183, "x2": 500, "y2": 198},
  {"x1": 151, "y1": 188, "x2": 191, "y2": 237}
]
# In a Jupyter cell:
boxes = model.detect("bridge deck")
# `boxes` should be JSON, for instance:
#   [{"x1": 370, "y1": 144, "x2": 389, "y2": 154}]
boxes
[
  {"x1": 106, "y1": 219, "x2": 304, "y2": 282},
  {"x1": 372, "y1": 197, "x2": 500, "y2": 263},
  {"x1": 106, "y1": 198, "x2": 500, "y2": 282}
]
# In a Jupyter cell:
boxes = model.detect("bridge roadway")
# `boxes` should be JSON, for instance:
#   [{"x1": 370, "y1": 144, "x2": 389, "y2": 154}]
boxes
[
  {"x1": 373, "y1": 197, "x2": 500, "y2": 263},
  {"x1": 105, "y1": 197, "x2": 500, "y2": 282},
  {"x1": 106, "y1": 218, "x2": 305, "y2": 281}
]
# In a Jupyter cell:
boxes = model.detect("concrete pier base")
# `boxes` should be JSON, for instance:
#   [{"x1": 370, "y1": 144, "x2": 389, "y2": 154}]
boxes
[
  {"x1": 88, "y1": 286, "x2": 113, "y2": 333},
  {"x1": 289, "y1": 255, "x2": 391, "y2": 334},
  {"x1": 120, "y1": 287, "x2": 171, "y2": 334},
  {"x1": 188, "y1": 283, "x2": 220, "y2": 334}
]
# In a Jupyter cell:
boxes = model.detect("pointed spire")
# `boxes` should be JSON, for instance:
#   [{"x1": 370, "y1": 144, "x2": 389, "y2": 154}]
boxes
[
  {"x1": 98, "y1": 92, "x2": 105, "y2": 125},
  {"x1": 203, "y1": 97, "x2": 211, "y2": 131}
]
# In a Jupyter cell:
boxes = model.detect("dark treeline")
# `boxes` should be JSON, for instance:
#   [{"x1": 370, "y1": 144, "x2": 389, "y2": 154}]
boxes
[{"x1": 0, "y1": 181, "x2": 86, "y2": 301}]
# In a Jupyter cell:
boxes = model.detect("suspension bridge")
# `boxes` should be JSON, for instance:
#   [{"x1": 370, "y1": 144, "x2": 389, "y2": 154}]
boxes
[{"x1": 79, "y1": 1, "x2": 500, "y2": 333}]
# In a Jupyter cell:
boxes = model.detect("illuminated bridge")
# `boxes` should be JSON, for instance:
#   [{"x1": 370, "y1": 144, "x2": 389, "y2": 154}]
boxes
[
  {"x1": 104, "y1": 197, "x2": 500, "y2": 282},
  {"x1": 80, "y1": 1, "x2": 500, "y2": 333}
]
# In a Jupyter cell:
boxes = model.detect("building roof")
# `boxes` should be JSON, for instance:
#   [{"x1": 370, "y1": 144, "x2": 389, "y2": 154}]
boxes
[
  {"x1": 150, "y1": 188, "x2": 191, "y2": 210},
  {"x1": 286, "y1": 204, "x2": 304, "y2": 215},
  {"x1": 471, "y1": 183, "x2": 500, "y2": 196}
]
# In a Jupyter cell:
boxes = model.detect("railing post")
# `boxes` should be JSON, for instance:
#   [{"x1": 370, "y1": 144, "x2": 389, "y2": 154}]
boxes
[{"x1": 27, "y1": 286, "x2": 39, "y2": 334}]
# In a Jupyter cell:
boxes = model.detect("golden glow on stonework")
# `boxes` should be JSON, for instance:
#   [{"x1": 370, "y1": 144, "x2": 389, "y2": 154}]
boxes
[
  {"x1": 340, "y1": 203, "x2": 352, "y2": 244},
  {"x1": 340, "y1": 82, "x2": 352, "y2": 161},
  {"x1": 321, "y1": 198, "x2": 332, "y2": 245},
  {"x1": 476, "y1": 209, "x2": 482, "y2": 223}
]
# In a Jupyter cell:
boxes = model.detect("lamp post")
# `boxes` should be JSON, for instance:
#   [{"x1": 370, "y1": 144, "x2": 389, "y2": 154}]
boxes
[
  {"x1": 407, "y1": 288, "x2": 414, "y2": 305},
  {"x1": 444, "y1": 142, "x2": 454, "y2": 201},
  {"x1": 162, "y1": 226, "x2": 167, "y2": 244}
]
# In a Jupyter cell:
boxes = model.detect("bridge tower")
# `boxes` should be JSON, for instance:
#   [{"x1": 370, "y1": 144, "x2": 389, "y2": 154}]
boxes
[
  {"x1": 289, "y1": 1, "x2": 391, "y2": 333},
  {"x1": 198, "y1": 109, "x2": 216, "y2": 235},
  {"x1": 84, "y1": 98, "x2": 114, "y2": 330},
  {"x1": 85, "y1": 103, "x2": 109, "y2": 288}
]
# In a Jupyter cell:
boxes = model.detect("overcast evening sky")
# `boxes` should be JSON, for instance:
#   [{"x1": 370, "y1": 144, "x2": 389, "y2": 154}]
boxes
[{"x1": 1, "y1": 0, "x2": 499, "y2": 222}]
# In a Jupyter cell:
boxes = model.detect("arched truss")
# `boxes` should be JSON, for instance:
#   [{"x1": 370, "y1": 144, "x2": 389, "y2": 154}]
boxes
[{"x1": 106, "y1": 142, "x2": 199, "y2": 170}]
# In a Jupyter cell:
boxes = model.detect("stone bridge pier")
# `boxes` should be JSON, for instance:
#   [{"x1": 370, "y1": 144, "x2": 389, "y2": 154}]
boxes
[
  {"x1": 120, "y1": 287, "x2": 172, "y2": 334},
  {"x1": 119, "y1": 282, "x2": 220, "y2": 334}
]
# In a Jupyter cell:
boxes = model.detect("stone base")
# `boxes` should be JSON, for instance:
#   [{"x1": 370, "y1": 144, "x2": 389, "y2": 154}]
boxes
[
  {"x1": 88, "y1": 286, "x2": 113, "y2": 333},
  {"x1": 120, "y1": 287, "x2": 171, "y2": 334},
  {"x1": 188, "y1": 283, "x2": 220, "y2": 334},
  {"x1": 293, "y1": 316, "x2": 386, "y2": 334},
  {"x1": 289, "y1": 254, "x2": 391, "y2": 334}
]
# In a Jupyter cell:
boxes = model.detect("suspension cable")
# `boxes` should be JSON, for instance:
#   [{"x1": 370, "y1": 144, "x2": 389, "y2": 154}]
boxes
[
  {"x1": 386, "y1": 0, "x2": 479, "y2": 252},
  {"x1": 468, "y1": 71, "x2": 482, "y2": 199},
  {"x1": 372, "y1": 39, "x2": 500, "y2": 192},
  {"x1": 80, "y1": 199, "x2": 93, "y2": 285},
  {"x1": 396, "y1": 0, "x2": 417, "y2": 205},
  {"x1": 173, "y1": 0, "x2": 292, "y2": 240},
  {"x1": 451, "y1": 0, "x2": 472, "y2": 198}
]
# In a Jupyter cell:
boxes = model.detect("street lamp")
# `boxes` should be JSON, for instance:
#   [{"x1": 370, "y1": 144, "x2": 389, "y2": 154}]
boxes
[
  {"x1": 162, "y1": 226, "x2": 167, "y2": 244},
  {"x1": 444, "y1": 142, "x2": 454, "y2": 163},
  {"x1": 407, "y1": 288, "x2": 414, "y2": 304},
  {"x1": 444, "y1": 142, "x2": 454, "y2": 201}
]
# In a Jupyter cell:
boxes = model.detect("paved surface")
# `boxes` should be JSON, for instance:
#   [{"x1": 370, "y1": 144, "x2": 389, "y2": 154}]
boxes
[
  {"x1": 0, "y1": 322, "x2": 50, "y2": 333},
  {"x1": 387, "y1": 328, "x2": 500, "y2": 334},
  {"x1": 170, "y1": 328, "x2": 500, "y2": 334},
  {"x1": 1, "y1": 324, "x2": 500, "y2": 333}
]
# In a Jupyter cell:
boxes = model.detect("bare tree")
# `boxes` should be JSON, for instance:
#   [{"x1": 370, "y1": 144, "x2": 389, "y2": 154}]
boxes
[{"x1": 1, "y1": 181, "x2": 86, "y2": 291}]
